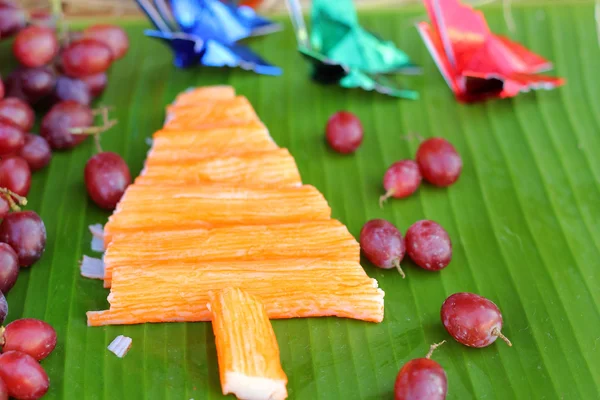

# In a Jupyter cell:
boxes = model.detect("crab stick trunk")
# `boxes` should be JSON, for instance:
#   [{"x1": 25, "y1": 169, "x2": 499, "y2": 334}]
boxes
[{"x1": 209, "y1": 288, "x2": 288, "y2": 400}]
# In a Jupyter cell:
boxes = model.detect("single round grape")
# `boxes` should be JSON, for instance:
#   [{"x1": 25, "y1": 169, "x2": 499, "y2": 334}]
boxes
[
  {"x1": 395, "y1": 343, "x2": 447, "y2": 400},
  {"x1": 80, "y1": 72, "x2": 107, "y2": 98},
  {"x1": 0, "y1": 242, "x2": 18, "y2": 294},
  {"x1": 84, "y1": 24, "x2": 129, "y2": 60},
  {"x1": 405, "y1": 220, "x2": 452, "y2": 271},
  {"x1": 360, "y1": 219, "x2": 406, "y2": 277},
  {"x1": 61, "y1": 39, "x2": 112, "y2": 78},
  {"x1": 441, "y1": 292, "x2": 512, "y2": 348},
  {"x1": 0, "y1": 157, "x2": 30, "y2": 197},
  {"x1": 0, "y1": 118, "x2": 25, "y2": 156},
  {"x1": 0, "y1": 374, "x2": 7, "y2": 400},
  {"x1": 325, "y1": 111, "x2": 363, "y2": 154},
  {"x1": 379, "y1": 160, "x2": 422, "y2": 206},
  {"x1": 12, "y1": 26, "x2": 58, "y2": 68},
  {"x1": 53, "y1": 76, "x2": 91, "y2": 106},
  {"x1": 0, "y1": 291, "x2": 6, "y2": 326},
  {"x1": 0, "y1": 1, "x2": 26, "y2": 38},
  {"x1": 0, "y1": 211, "x2": 46, "y2": 267},
  {"x1": 18, "y1": 134, "x2": 51, "y2": 171},
  {"x1": 2, "y1": 319, "x2": 57, "y2": 361},
  {"x1": 416, "y1": 138, "x2": 462, "y2": 187},
  {"x1": 0, "y1": 351, "x2": 49, "y2": 400},
  {"x1": 0, "y1": 98, "x2": 34, "y2": 132},
  {"x1": 84, "y1": 152, "x2": 131, "y2": 210},
  {"x1": 41, "y1": 100, "x2": 93, "y2": 150},
  {"x1": 18, "y1": 66, "x2": 56, "y2": 101}
]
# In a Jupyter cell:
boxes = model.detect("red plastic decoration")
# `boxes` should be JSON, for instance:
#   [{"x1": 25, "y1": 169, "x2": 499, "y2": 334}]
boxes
[{"x1": 417, "y1": 0, "x2": 564, "y2": 102}]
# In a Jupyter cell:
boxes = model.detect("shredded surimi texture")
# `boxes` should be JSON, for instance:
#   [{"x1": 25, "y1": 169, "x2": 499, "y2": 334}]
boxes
[
  {"x1": 209, "y1": 288, "x2": 288, "y2": 400},
  {"x1": 87, "y1": 84, "x2": 384, "y2": 327},
  {"x1": 107, "y1": 335, "x2": 132, "y2": 358},
  {"x1": 102, "y1": 185, "x2": 331, "y2": 247},
  {"x1": 87, "y1": 260, "x2": 384, "y2": 326}
]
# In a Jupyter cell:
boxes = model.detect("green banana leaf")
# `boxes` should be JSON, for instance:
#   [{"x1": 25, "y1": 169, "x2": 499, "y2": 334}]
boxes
[{"x1": 2, "y1": 1, "x2": 600, "y2": 398}]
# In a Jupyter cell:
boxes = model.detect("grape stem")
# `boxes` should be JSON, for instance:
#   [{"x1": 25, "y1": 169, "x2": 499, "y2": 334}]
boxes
[
  {"x1": 492, "y1": 327, "x2": 513, "y2": 347},
  {"x1": 0, "y1": 188, "x2": 28, "y2": 211},
  {"x1": 379, "y1": 189, "x2": 395, "y2": 208},
  {"x1": 392, "y1": 259, "x2": 406, "y2": 279},
  {"x1": 0, "y1": 326, "x2": 4, "y2": 346},
  {"x1": 425, "y1": 340, "x2": 446, "y2": 359}
]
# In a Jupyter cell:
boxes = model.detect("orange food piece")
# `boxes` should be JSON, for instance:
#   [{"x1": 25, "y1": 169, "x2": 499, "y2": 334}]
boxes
[
  {"x1": 86, "y1": 259, "x2": 384, "y2": 325},
  {"x1": 209, "y1": 288, "x2": 288, "y2": 400},
  {"x1": 165, "y1": 96, "x2": 259, "y2": 130},
  {"x1": 148, "y1": 122, "x2": 277, "y2": 163},
  {"x1": 172, "y1": 85, "x2": 236, "y2": 106},
  {"x1": 102, "y1": 220, "x2": 359, "y2": 285},
  {"x1": 137, "y1": 149, "x2": 302, "y2": 187},
  {"x1": 103, "y1": 185, "x2": 331, "y2": 247}
]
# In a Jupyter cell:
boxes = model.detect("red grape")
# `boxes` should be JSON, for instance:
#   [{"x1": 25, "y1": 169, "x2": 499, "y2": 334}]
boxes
[
  {"x1": 360, "y1": 219, "x2": 406, "y2": 277},
  {"x1": 41, "y1": 100, "x2": 93, "y2": 150},
  {"x1": 18, "y1": 134, "x2": 51, "y2": 171},
  {"x1": 0, "y1": 211, "x2": 46, "y2": 267},
  {"x1": 18, "y1": 66, "x2": 56, "y2": 101},
  {"x1": 61, "y1": 39, "x2": 112, "y2": 78},
  {"x1": 0, "y1": 351, "x2": 49, "y2": 400},
  {"x1": 0, "y1": 292, "x2": 6, "y2": 325},
  {"x1": 0, "y1": 1, "x2": 26, "y2": 38},
  {"x1": 0, "y1": 98, "x2": 34, "y2": 132},
  {"x1": 53, "y1": 75, "x2": 91, "y2": 106},
  {"x1": 81, "y1": 72, "x2": 107, "y2": 97},
  {"x1": 0, "y1": 242, "x2": 18, "y2": 294},
  {"x1": 394, "y1": 342, "x2": 447, "y2": 400},
  {"x1": 0, "y1": 118, "x2": 25, "y2": 156},
  {"x1": 380, "y1": 160, "x2": 422, "y2": 206},
  {"x1": 325, "y1": 111, "x2": 363, "y2": 154},
  {"x1": 416, "y1": 138, "x2": 462, "y2": 187},
  {"x1": 84, "y1": 24, "x2": 129, "y2": 60},
  {"x1": 405, "y1": 220, "x2": 452, "y2": 271},
  {"x1": 0, "y1": 375, "x2": 7, "y2": 400},
  {"x1": 441, "y1": 292, "x2": 512, "y2": 348},
  {"x1": 12, "y1": 26, "x2": 58, "y2": 68},
  {"x1": 2, "y1": 319, "x2": 57, "y2": 361},
  {"x1": 84, "y1": 152, "x2": 131, "y2": 210},
  {"x1": 0, "y1": 157, "x2": 30, "y2": 197}
]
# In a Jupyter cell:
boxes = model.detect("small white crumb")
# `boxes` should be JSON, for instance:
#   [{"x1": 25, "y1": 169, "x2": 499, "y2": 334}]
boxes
[
  {"x1": 108, "y1": 335, "x2": 132, "y2": 358},
  {"x1": 80, "y1": 256, "x2": 105, "y2": 279},
  {"x1": 90, "y1": 236, "x2": 104, "y2": 252},
  {"x1": 145, "y1": 137, "x2": 153, "y2": 146},
  {"x1": 89, "y1": 224, "x2": 104, "y2": 238}
]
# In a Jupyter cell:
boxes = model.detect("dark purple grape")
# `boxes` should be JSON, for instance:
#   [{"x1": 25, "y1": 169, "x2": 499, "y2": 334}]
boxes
[
  {"x1": 0, "y1": 291, "x2": 6, "y2": 325},
  {"x1": 18, "y1": 134, "x2": 52, "y2": 171},
  {"x1": 0, "y1": 97, "x2": 34, "y2": 131},
  {"x1": 2, "y1": 319, "x2": 57, "y2": 361},
  {"x1": 2, "y1": 72, "x2": 28, "y2": 103},
  {"x1": 53, "y1": 75, "x2": 91, "y2": 106},
  {"x1": 0, "y1": 211, "x2": 46, "y2": 267},
  {"x1": 18, "y1": 66, "x2": 57, "y2": 101},
  {"x1": 41, "y1": 100, "x2": 93, "y2": 150},
  {"x1": 0, "y1": 157, "x2": 31, "y2": 197},
  {"x1": 84, "y1": 24, "x2": 129, "y2": 60},
  {"x1": 0, "y1": 1, "x2": 26, "y2": 39},
  {"x1": 13, "y1": 26, "x2": 58, "y2": 68},
  {"x1": 85, "y1": 152, "x2": 131, "y2": 210},
  {"x1": 0, "y1": 118, "x2": 25, "y2": 156},
  {"x1": 81, "y1": 72, "x2": 107, "y2": 97},
  {"x1": 0, "y1": 242, "x2": 18, "y2": 294},
  {"x1": 61, "y1": 39, "x2": 112, "y2": 78},
  {"x1": 360, "y1": 219, "x2": 406, "y2": 277}
]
